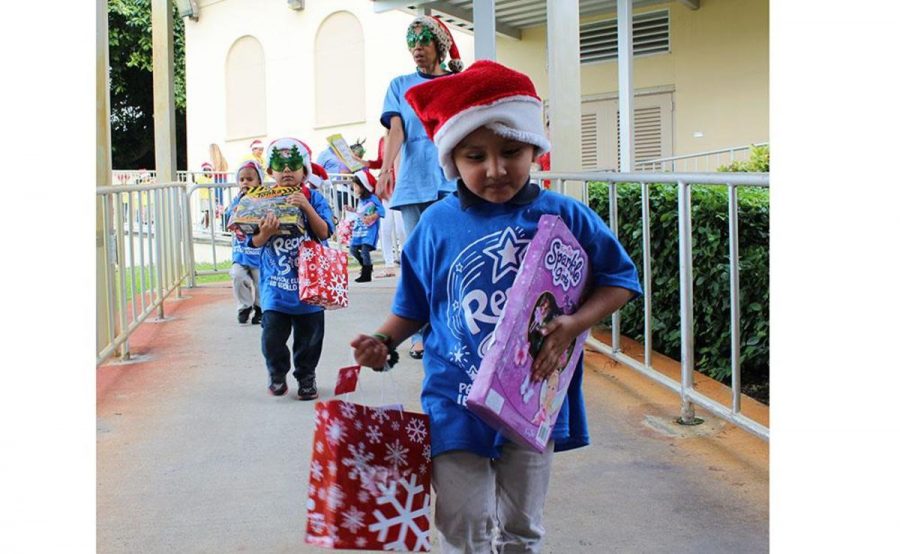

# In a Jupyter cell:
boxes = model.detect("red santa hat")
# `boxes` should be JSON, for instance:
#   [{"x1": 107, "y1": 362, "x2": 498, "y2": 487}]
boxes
[
  {"x1": 308, "y1": 162, "x2": 329, "y2": 189},
  {"x1": 265, "y1": 137, "x2": 313, "y2": 178},
  {"x1": 404, "y1": 60, "x2": 551, "y2": 180},
  {"x1": 249, "y1": 139, "x2": 264, "y2": 151},
  {"x1": 353, "y1": 169, "x2": 376, "y2": 193},
  {"x1": 200, "y1": 161, "x2": 213, "y2": 172},
  {"x1": 409, "y1": 15, "x2": 463, "y2": 73}
]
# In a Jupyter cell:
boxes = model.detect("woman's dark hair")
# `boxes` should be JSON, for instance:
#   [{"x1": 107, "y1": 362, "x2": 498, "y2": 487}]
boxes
[{"x1": 353, "y1": 175, "x2": 373, "y2": 199}]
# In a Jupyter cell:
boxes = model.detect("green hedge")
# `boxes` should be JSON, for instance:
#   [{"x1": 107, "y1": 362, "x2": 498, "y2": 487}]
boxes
[{"x1": 588, "y1": 182, "x2": 769, "y2": 403}]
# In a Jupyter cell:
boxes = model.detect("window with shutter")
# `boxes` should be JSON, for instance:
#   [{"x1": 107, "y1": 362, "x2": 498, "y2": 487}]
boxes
[
  {"x1": 580, "y1": 10, "x2": 670, "y2": 65},
  {"x1": 581, "y1": 91, "x2": 672, "y2": 171}
]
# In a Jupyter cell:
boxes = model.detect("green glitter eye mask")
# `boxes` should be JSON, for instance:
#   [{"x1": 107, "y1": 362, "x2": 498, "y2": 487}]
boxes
[
  {"x1": 268, "y1": 145, "x2": 306, "y2": 172},
  {"x1": 406, "y1": 26, "x2": 435, "y2": 48}
]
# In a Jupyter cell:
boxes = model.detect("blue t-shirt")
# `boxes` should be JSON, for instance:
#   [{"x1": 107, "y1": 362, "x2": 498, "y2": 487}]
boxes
[
  {"x1": 350, "y1": 195, "x2": 385, "y2": 248},
  {"x1": 316, "y1": 148, "x2": 351, "y2": 176},
  {"x1": 393, "y1": 188, "x2": 643, "y2": 459},
  {"x1": 380, "y1": 71, "x2": 456, "y2": 210},
  {"x1": 248, "y1": 189, "x2": 335, "y2": 315},
  {"x1": 225, "y1": 194, "x2": 261, "y2": 267}
]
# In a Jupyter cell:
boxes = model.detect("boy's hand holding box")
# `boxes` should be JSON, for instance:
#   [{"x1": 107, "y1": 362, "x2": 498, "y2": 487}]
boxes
[
  {"x1": 467, "y1": 215, "x2": 591, "y2": 452},
  {"x1": 227, "y1": 185, "x2": 308, "y2": 236}
]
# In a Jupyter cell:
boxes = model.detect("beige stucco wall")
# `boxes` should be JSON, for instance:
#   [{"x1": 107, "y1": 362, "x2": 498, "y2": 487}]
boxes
[
  {"x1": 498, "y1": 0, "x2": 769, "y2": 157},
  {"x1": 185, "y1": 0, "x2": 474, "y2": 172}
]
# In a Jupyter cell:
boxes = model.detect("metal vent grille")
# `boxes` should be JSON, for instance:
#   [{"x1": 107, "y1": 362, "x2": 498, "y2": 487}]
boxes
[
  {"x1": 580, "y1": 10, "x2": 670, "y2": 64},
  {"x1": 581, "y1": 112, "x2": 599, "y2": 169}
]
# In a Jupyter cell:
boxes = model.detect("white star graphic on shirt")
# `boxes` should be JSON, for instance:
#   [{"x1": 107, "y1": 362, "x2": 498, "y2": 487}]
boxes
[{"x1": 482, "y1": 227, "x2": 529, "y2": 283}]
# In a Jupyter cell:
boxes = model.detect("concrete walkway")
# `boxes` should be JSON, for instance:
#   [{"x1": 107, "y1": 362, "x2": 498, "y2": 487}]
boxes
[{"x1": 97, "y1": 278, "x2": 768, "y2": 553}]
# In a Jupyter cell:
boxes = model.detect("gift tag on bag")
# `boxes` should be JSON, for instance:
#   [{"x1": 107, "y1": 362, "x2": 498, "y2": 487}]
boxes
[{"x1": 334, "y1": 365, "x2": 361, "y2": 395}]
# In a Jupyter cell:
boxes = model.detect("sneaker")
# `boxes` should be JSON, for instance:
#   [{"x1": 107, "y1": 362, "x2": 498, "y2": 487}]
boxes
[
  {"x1": 268, "y1": 381, "x2": 288, "y2": 396},
  {"x1": 297, "y1": 381, "x2": 318, "y2": 401},
  {"x1": 251, "y1": 306, "x2": 263, "y2": 325},
  {"x1": 238, "y1": 307, "x2": 252, "y2": 324}
]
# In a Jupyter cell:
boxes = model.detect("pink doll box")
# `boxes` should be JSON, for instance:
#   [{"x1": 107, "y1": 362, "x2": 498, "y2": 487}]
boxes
[{"x1": 467, "y1": 215, "x2": 590, "y2": 452}]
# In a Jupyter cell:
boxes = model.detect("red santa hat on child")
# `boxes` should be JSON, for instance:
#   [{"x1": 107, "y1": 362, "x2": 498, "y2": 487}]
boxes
[
  {"x1": 409, "y1": 15, "x2": 463, "y2": 73},
  {"x1": 249, "y1": 139, "x2": 264, "y2": 151},
  {"x1": 200, "y1": 161, "x2": 213, "y2": 172},
  {"x1": 353, "y1": 169, "x2": 377, "y2": 193},
  {"x1": 265, "y1": 137, "x2": 313, "y2": 178},
  {"x1": 404, "y1": 60, "x2": 551, "y2": 180},
  {"x1": 308, "y1": 162, "x2": 329, "y2": 189}
]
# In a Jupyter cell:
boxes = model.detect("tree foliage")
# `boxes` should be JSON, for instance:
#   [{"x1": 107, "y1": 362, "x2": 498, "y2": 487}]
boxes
[{"x1": 108, "y1": 0, "x2": 187, "y2": 170}]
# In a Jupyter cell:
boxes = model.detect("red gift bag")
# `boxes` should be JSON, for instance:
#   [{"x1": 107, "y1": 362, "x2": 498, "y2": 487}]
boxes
[
  {"x1": 298, "y1": 240, "x2": 349, "y2": 309},
  {"x1": 305, "y1": 399, "x2": 432, "y2": 551}
]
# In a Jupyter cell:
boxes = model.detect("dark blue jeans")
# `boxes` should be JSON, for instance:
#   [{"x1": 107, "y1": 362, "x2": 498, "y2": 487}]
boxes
[
  {"x1": 350, "y1": 243, "x2": 374, "y2": 266},
  {"x1": 261, "y1": 310, "x2": 324, "y2": 386}
]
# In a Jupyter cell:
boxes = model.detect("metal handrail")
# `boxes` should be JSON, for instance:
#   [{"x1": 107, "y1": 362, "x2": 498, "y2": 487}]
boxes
[
  {"x1": 533, "y1": 170, "x2": 769, "y2": 441},
  {"x1": 96, "y1": 181, "x2": 191, "y2": 365},
  {"x1": 634, "y1": 143, "x2": 768, "y2": 172}
]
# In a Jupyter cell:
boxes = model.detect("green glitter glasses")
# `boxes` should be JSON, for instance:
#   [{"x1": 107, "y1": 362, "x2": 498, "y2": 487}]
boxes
[
  {"x1": 268, "y1": 145, "x2": 306, "y2": 172},
  {"x1": 406, "y1": 26, "x2": 435, "y2": 48}
]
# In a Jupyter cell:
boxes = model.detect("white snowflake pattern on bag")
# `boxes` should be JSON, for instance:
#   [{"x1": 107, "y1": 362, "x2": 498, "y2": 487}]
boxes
[
  {"x1": 354, "y1": 419, "x2": 364, "y2": 431},
  {"x1": 315, "y1": 441, "x2": 324, "y2": 454},
  {"x1": 341, "y1": 505, "x2": 367, "y2": 534},
  {"x1": 354, "y1": 536, "x2": 367, "y2": 548},
  {"x1": 370, "y1": 407, "x2": 392, "y2": 424},
  {"x1": 326, "y1": 483, "x2": 346, "y2": 511},
  {"x1": 422, "y1": 444, "x2": 431, "y2": 462},
  {"x1": 326, "y1": 420, "x2": 345, "y2": 445},
  {"x1": 405, "y1": 418, "x2": 427, "y2": 444},
  {"x1": 385, "y1": 439, "x2": 409, "y2": 469},
  {"x1": 328, "y1": 460, "x2": 338, "y2": 475},
  {"x1": 310, "y1": 459, "x2": 324, "y2": 481},
  {"x1": 368, "y1": 474, "x2": 431, "y2": 551},
  {"x1": 301, "y1": 247, "x2": 316, "y2": 262},
  {"x1": 365, "y1": 425, "x2": 383, "y2": 444},
  {"x1": 339, "y1": 402, "x2": 357, "y2": 419},
  {"x1": 341, "y1": 442, "x2": 375, "y2": 481}
]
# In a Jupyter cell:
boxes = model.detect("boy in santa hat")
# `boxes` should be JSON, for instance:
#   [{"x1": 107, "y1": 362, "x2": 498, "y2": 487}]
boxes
[
  {"x1": 248, "y1": 138, "x2": 334, "y2": 400},
  {"x1": 351, "y1": 61, "x2": 642, "y2": 553},
  {"x1": 348, "y1": 170, "x2": 384, "y2": 283}
]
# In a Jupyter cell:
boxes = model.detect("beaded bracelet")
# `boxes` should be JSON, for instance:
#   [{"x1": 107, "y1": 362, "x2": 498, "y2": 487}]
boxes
[{"x1": 372, "y1": 333, "x2": 399, "y2": 372}]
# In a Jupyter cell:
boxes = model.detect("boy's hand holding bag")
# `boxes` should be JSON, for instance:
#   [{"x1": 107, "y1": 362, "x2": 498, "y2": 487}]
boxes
[
  {"x1": 305, "y1": 364, "x2": 433, "y2": 551},
  {"x1": 298, "y1": 239, "x2": 349, "y2": 309}
]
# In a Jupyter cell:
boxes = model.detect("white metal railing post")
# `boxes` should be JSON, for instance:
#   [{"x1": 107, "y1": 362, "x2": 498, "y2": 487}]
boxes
[
  {"x1": 154, "y1": 188, "x2": 166, "y2": 319},
  {"x1": 102, "y1": 197, "x2": 117, "y2": 350},
  {"x1": 184, "y1": 187, "x2": 197, "y2": 287},
  {"x1": 641, "y1": 181, "x2": 653, "y2": 365},
  {"x1": 728, "y1": 184, "x2": 742, "y2": 413},
  {"x1": 677, "y1": 180, "x2": 698, "y2": 425},
  {"x1": 609, "y1": 182, "x2": 622, "y2": 352},
  {"x1": 115, "y1": 192, "x2": 130, "y2": 360}
]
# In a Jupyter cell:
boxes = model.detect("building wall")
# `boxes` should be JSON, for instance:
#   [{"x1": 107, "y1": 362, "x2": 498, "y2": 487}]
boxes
[
  {"x1": 185, "y1": 0, "x2": 474, "y2": 172},
  {"x1": 498, "y1": 0, "x2": 769, "y2": 158},
  {"x1": 185, "y1": 0, "x2": 766, "y2": 172}
]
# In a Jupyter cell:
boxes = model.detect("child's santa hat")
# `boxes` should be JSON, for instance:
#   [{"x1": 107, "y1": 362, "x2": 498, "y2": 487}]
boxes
[
  {"x1": 265, "y1": 137, "x2": 313, "y2": 177},
  {"x1": 235, "y1": 159, "x2": 264, "y2": 184},
  {"x1": 404, "y1": 60, "x2": 551, "y2": 180},
  {"x1": 308, "y1": 162, "x2": 330, "y2": 189},
  {"x1": 200, "y1": 161, "x2": 213, "y2": 172},
  {"x1": 353, "y1": 169, "x2": 377, "y2": 193},
  {"x1": 409, "y1": 15, "x2": 463, "y2": 73},
  {"x1": 249, "y1": 139, "x2": 264, "y2": 151}
]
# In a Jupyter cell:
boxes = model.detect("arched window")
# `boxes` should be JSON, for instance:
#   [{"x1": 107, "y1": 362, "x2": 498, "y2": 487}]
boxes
[
  {"x1": 225, "y1": 35, "x2": 267, "y2": 140},
  {"x1": 315, "y1": 11, "x2": 365, "y2": 127}
]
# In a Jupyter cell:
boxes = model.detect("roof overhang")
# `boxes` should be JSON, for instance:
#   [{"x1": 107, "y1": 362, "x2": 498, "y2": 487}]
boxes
[{"x1": 371, "y1": 0, "x2": 699, "y2": 39}]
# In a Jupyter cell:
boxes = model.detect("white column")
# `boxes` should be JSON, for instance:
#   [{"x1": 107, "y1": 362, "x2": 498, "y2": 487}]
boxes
[
  {"x1": 152, "y1": 0, "x2": 177, "y2": 182},
  {"x1": 617, "y1": 0, "x2": 635, "y2": 172},
  {"x1": 473, "y1": 0, "x2": 497, "y2": 61},
  {"x1": 97, "y1": 0, "x2": 114, "y2": 357},
  {"x1": 547, "y1": 0, "x2": 583, "y2": 200}
]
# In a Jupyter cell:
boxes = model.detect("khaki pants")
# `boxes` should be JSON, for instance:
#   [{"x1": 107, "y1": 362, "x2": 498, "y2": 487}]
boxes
[
  {"x1": 432, "y1": 441, "x2": 554, "y2": 554},
  {"x1": 229, "y1": 263, "x2": 259, "y2": 310}
]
